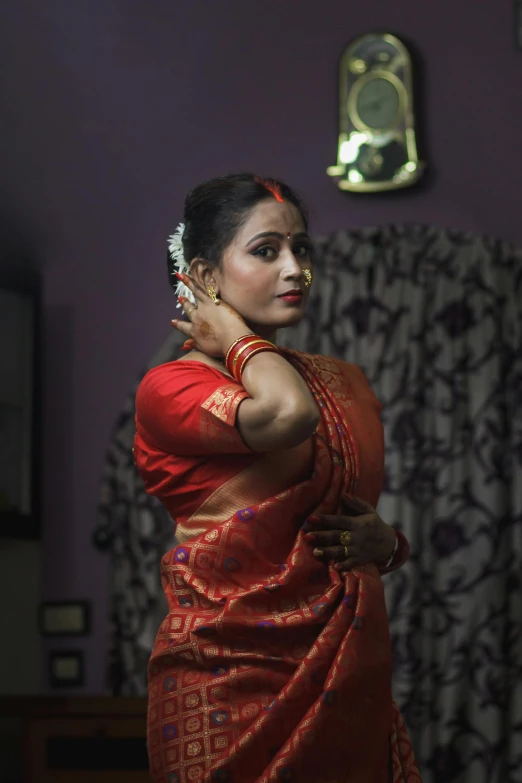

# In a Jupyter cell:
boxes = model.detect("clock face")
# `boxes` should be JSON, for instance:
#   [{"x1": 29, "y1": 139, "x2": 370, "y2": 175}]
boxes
[
  {"x1": 328, "y1": 33, "x2": 424, "y2": 192},
  {"x1": 354, "y1": 76, "x2": 401, "y2": 130}
]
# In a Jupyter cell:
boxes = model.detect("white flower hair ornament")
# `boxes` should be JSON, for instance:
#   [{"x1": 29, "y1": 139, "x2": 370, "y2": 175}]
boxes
[{"x1": 168, "y1": 223, "x2": 196, "y2": 308}]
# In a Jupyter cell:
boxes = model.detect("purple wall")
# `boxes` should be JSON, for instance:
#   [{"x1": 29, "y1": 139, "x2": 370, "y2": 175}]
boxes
[{"x1": 3, "y1": 0, "x2": 521, "y2": 693}]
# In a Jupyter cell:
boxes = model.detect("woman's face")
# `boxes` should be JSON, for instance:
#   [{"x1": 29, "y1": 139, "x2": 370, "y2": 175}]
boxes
[{"x1": 213, "y1": 199, "x2": 312, "y2": 339}]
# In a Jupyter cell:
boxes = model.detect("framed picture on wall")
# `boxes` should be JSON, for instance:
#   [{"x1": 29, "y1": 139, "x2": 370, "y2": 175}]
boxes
[
  {"x1": 49, "y1": 650, "x2": 84, "y2": 688},
  {"x1": 39, "y1": 601, "x2": 91, "y2": 636},
  {"x1": 516, "y1": 0, "x2": 522, "y2": 48}
]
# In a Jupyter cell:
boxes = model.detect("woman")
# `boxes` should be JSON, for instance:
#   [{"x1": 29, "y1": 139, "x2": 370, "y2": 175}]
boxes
[{"x1": 134, "y1": 174, "x2": 421, "y2": 783}]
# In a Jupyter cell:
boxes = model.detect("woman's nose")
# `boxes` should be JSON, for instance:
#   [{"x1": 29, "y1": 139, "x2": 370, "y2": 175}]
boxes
[{"x1": 281, "y1": 250, "x2": 304, "y2": 278}]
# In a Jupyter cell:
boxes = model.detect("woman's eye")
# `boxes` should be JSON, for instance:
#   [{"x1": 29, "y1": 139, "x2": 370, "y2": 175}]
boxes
[
  {"x1": 253, "y1": 245, "x2": 277, "y2": 259},
  {"x1": 293, "y1": 243, "x2": 311, "y2": 258}
]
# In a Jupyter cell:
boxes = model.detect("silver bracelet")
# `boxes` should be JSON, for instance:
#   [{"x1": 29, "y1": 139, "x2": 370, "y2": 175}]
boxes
[{"x1": 384, "y1": 532, "x2": 399, "y2": 568}]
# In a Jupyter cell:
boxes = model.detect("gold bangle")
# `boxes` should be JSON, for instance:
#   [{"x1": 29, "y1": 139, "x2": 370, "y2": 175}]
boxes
[
  {"x1": 224, "y1": 334, "x2": 255, "y2": 367},
  {"x1": 231, "y1": 339, "x2": 269, "y2": 373},
  {"x1": 237, "y1": 345, "x2": 279, "y2": 379}
]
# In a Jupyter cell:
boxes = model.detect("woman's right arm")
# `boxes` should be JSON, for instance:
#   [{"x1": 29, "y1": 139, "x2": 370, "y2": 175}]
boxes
[
  {"x1": 234, "y1": 348, "x2": 320, "y2": 452},
  {"x1": 172, "y1": 273, "x2": 320, "y2": 453}
]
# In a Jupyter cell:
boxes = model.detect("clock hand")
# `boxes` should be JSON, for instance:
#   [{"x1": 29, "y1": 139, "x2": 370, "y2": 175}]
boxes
[{"x1": 361, "y1": 101, "x2": 381, "y2": 112}]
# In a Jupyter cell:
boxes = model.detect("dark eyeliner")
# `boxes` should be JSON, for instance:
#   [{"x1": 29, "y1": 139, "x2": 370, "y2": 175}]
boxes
[{"x1": 251, "y1": 244, "x2": 276, "y2": 259}]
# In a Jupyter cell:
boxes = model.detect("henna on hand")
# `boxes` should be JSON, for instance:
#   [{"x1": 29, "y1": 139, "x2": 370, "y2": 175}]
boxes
[{"x1": 198, "y1": 321, "x2": 215, "y2": 339}]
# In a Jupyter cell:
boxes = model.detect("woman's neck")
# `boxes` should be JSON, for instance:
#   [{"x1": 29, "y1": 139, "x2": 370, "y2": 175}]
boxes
[{"x1": 246, "y1": 324, "x2": 278, "y2": 344}]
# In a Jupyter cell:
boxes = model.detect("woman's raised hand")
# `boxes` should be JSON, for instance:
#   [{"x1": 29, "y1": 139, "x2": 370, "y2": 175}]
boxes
[{"x1": 172, "y1": 272, "x2": 253, "y2": 358}]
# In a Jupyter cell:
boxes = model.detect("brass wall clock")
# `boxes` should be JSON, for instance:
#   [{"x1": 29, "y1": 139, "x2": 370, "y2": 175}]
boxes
[{"x1": 327, "y1": 33, "x2": 425, "y2": 193}]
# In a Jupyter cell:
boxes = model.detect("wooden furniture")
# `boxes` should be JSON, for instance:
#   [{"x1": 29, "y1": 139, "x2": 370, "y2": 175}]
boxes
[{"x1": 0, "y1": 696, "x2": 149, "y2": 783}]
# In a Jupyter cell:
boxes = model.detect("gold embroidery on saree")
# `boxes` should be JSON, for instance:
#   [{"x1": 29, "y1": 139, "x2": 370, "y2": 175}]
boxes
[
  {"x1": 175, "y1": 439, "x2": 314, "y2": 543},
  {"x1": 200, "y1": 384, "x2": 251, "y2": 452}
]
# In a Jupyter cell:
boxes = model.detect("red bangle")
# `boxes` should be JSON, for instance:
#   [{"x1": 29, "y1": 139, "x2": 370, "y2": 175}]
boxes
[
  {"x1": 384, "y1": 531, "x2": 399, "y2": 568},
  {"x1": 225, "y1": 335, "x2": 279, "y2": 382},
  {"x1": 379, "y1": 530, "x2": 410, "y2": 574},
  {"x1": 224, "y1": 334, "x2": 254, "y2": 367},
  {"x1": 236, "y1": 344, "x2": 279, "y2": 379},
  {"x1": 225, "y1": 336, "x2": 264, "y2": 374}
]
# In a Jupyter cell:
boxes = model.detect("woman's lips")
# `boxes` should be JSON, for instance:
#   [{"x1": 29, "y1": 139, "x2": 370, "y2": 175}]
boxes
[{"x1": 278, "y1": 293, "x2": 303, "y2": 304}]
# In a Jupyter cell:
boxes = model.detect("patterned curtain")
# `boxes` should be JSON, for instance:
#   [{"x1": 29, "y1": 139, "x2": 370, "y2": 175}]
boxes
[
  {"x1": 94, "y1": 225, "x2": 522, "y2": 783},
  {"x1": 93, "y1": 333, "x2": 179, "y2": 695}
]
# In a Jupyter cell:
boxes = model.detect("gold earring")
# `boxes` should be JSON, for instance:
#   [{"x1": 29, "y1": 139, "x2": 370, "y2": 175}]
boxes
[
  {"x1": 303, "y1": 269, "x2": 313, "y2": 288},
  {"x1": 207, "y1": 284, "x2": 220, "y2": 304}
]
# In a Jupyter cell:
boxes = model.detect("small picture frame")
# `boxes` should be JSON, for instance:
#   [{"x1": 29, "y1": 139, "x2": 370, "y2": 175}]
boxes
[
  {"x1": 49, "y1": 650, "x2": 84, "y2": 688},
  {"x1": 516, "y1": 0, "x2": 522, "y2": 49},
  {"x1": 39, "y1": 601, "x2": 91, "y2": 637}
]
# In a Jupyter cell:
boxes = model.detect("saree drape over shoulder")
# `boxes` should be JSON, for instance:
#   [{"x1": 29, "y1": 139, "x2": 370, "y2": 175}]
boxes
[{"x1": 134, "y1": 349, "x2": 421, "y2": 783}]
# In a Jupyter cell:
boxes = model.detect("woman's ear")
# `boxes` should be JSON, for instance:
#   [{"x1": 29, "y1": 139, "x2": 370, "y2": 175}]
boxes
[{"x1": 190, "y1": 259, "x2": 219, "y2": 294}]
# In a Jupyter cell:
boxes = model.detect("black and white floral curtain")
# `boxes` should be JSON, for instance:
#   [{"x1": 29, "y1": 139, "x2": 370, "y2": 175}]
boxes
[
  {"x1": 94, "y1": 225, "x2": 522, "y2": 783},
  {"x1": 93, "y1": 337, "x2": 178, "y2": 695}
]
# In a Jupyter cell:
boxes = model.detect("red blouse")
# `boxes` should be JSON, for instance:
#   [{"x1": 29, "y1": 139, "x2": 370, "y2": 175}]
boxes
[{"x1": 134, "y1": 359, "x2": 315, "y2": 543}]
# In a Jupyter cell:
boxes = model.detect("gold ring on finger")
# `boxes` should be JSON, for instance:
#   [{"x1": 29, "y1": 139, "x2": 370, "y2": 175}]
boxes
[
  {"x1": 340, "y1": 530, "x2": 352, "y2": 547},
  {"x1": 186, "y1": 306, "x2": 197, "y2": 318}
]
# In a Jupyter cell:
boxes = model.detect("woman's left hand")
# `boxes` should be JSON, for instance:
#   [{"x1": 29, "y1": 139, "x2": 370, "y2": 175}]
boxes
[{"x1": 304, "y1": 494, "x2": 396, "y2": 573}]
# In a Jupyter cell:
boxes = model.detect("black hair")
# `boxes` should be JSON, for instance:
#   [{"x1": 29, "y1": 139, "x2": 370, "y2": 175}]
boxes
[{"x1": 167, "y1": 173, "x2": 309, "y2": 289}]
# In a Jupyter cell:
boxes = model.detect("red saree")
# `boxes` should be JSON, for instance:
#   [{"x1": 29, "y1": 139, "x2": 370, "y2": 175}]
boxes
[{"x1": 134, "y1": 349, "x2": 421, "y2": 783}]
